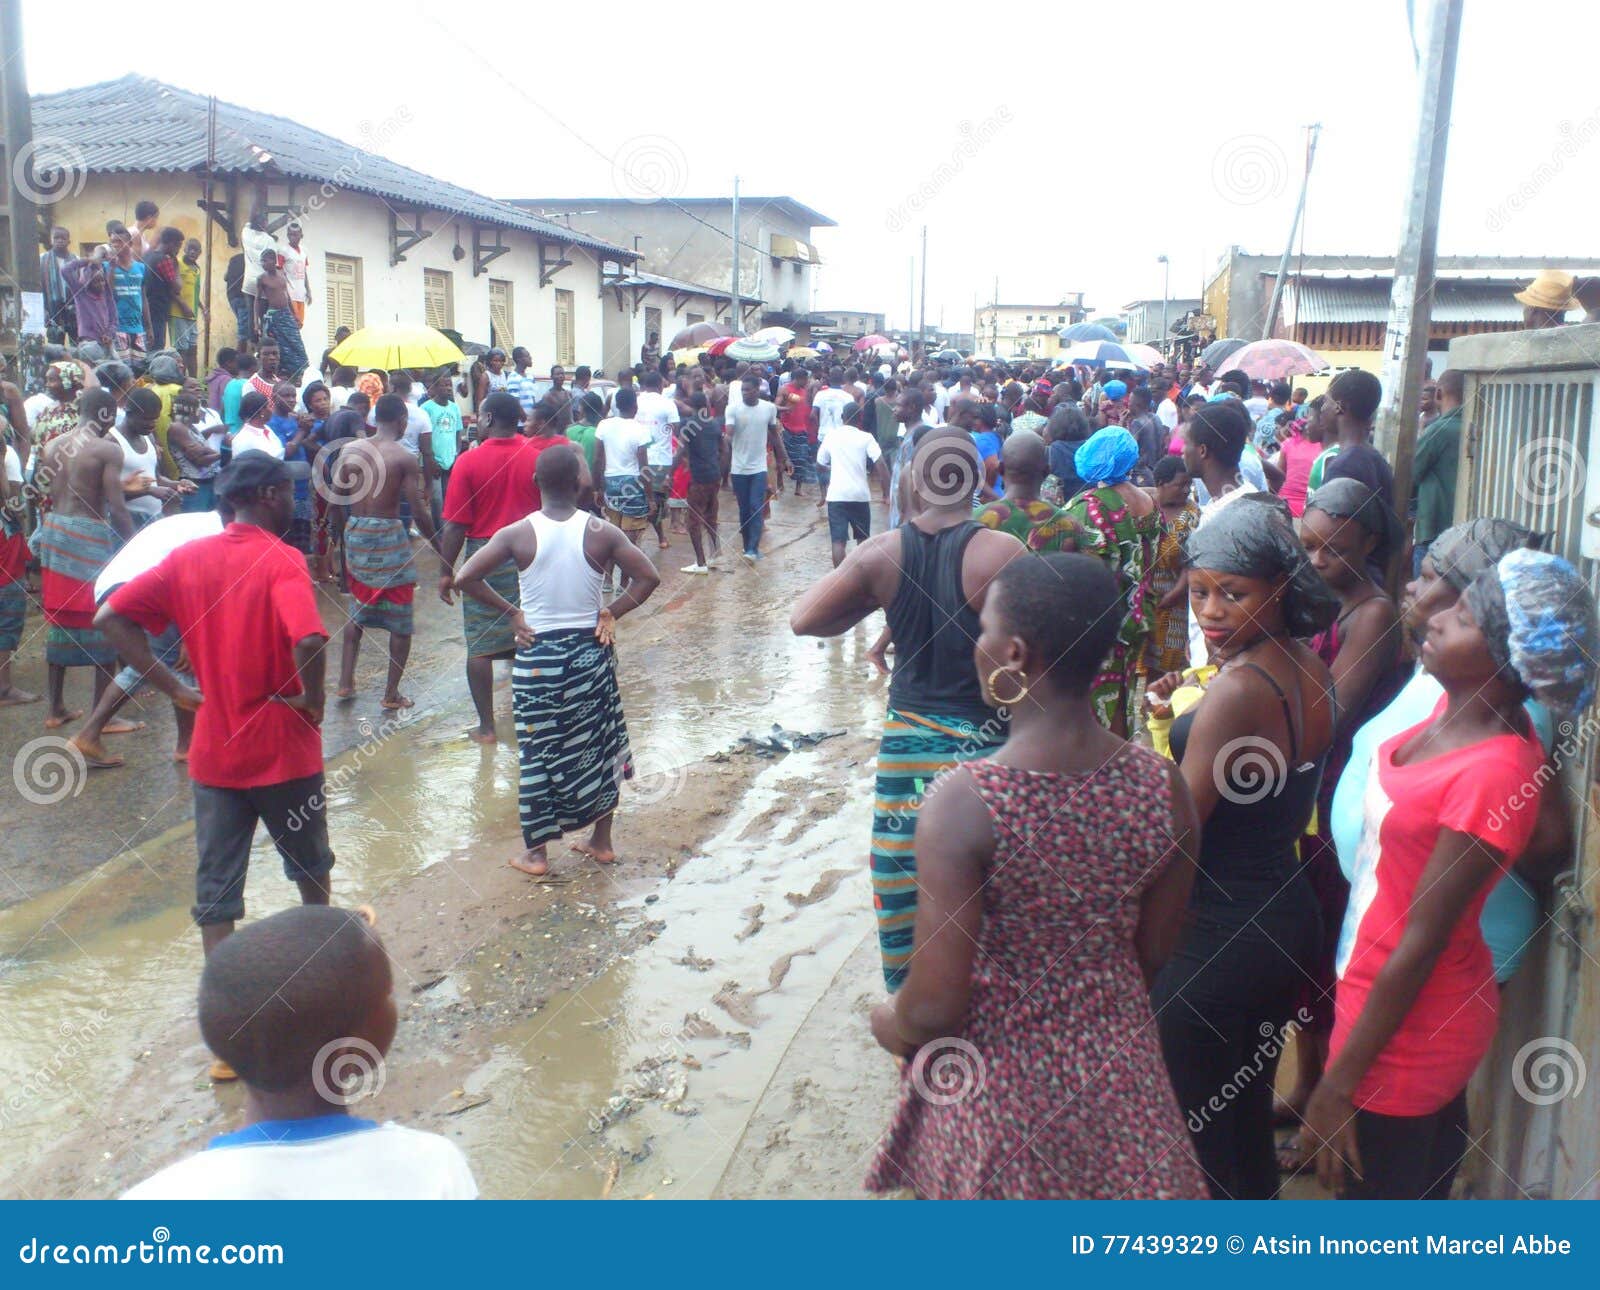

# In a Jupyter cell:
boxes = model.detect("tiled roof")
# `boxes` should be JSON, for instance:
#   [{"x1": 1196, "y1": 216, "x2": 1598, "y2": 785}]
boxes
[{"x1": 29, "y1": 76, "x2": 632, "y2": 256}]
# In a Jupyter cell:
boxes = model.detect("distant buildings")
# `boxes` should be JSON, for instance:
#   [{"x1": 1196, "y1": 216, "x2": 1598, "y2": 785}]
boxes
[
  {"x1": 1121, "y1": 297, "x2": 1202, "y2": 350},
  {"x1": 1203, "y1": 246, "x2": 1600, "y2": 375},
  {"x1": 974, "y1": 295, "x2": 1090, "y2": 358}
]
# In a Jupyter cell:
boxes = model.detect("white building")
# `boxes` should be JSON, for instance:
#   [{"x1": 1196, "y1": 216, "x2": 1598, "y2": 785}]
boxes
[
  {"x1": 973, "y1": 295, "x2": 1089, "y2": 356},
  {"x1": 31, "y1": 76, "x2": 637, "y2": 373},
  {"x1": 509, "y1": 196, "x2": 835, "y2": 333},
  {"x1": 597, "y1": 268, "x2": 762, "y2": 374}
]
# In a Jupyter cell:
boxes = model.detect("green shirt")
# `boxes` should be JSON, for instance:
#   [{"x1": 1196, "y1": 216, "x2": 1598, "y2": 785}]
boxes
[
  {"x1": 426, "y1": 400, "x2": 463, "y2": 471},
  {"x1": 1307, "y1": 444, "x2": 1339, "y2": 493},
  {"x1": 567, "y1": 423, "x2": 598, "y2": 469},
  {"x1": 1412, "y1": 407, "x2": 1461, "y2": 545}
]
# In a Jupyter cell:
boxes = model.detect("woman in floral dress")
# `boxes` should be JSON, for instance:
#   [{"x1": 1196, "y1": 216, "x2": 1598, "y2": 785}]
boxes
[
  {"x1": 1059, "y1": 426, "x2": 1160, "y2": 734},
  {"x1": 866, "y1": 553, "x2": 1205, "y2": 1199},
  {"x1": 1147, "y1": 455, "x2": 1200, "y2": 676}
]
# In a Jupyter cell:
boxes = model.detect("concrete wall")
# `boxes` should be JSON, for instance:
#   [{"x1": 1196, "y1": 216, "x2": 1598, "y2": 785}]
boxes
[
  {"x1": 599, "y1": 282, "x2": 737, "y2": 375},
  {"x1": 45, "y1": 171, "x2": 610, "y2": 373}
]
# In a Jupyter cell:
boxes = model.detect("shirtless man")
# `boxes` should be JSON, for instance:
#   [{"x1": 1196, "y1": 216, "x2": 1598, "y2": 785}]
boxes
[
  {"x1": 335, "y1": 393, "x2": 436, "y2": 709},
  {"x1": 253, "y1": 250, "x2": 308, "y2": 380},
  {"x1": 36, "y1": 388, "x2": 137, "y2": 725}
]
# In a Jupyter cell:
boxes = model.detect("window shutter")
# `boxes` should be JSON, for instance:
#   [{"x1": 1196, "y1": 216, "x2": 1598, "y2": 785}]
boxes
[
  {"x1": 489, "y1": 279, "x2": 514, "y2": 350},
  {"x1": 324, "y1": 254, "x2": 363, "y2": 335},
  {"x1": 555, "y1": 289, "x2": 575, "y2": 367},
  {"x1": 424, "y1": 269, "x2": 454, "y2": 330}
]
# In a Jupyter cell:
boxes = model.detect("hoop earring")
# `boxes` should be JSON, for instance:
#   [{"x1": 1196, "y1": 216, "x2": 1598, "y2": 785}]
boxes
[{"x1": 986, "y1": 665, "x2": 1031, "y2": 707}]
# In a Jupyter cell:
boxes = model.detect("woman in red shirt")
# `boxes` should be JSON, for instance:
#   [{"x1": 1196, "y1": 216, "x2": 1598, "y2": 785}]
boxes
[{"x1": 1302, "y1": 548, "x2": 1598, "y2": 1197}]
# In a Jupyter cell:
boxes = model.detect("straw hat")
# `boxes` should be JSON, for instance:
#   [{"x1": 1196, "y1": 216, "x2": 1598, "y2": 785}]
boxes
[{"x1": 1514, "y1": 270, "x2": 1578, "y2": 311}]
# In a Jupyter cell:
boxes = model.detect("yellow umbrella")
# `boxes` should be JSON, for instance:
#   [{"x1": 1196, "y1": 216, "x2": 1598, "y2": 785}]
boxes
[
  {"x1": 671, "y1": 345, "x2": 708, "y2": 365},
  {"x1": 787, "y1": 345, "x2": 822, "y2": 359},
  {"x1": 329, "y1": 324, "x2": 465, "y2": 370}
]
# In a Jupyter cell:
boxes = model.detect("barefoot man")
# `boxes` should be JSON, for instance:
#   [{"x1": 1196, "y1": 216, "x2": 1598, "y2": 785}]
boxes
[
  {"x1": 437, "y1": 391, "x2": 550, "y2": 743},
  {"x1": 0, "y1": 447, "x2": 38, "y2": 707},
  {"x1": 455, "y1": 445, "x2": 660, "y2": 876},
  {"x1": 335, "y1": 393, "x2": 436, "y2": 709},
  {"x1": 35, "y1": 388, "x2": 136, "y2": 727}
]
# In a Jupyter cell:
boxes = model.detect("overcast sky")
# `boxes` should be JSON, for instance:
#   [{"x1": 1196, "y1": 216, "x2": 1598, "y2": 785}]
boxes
[{"x1": 23, "y1": 0, "x2": 1599, "y2": 334}]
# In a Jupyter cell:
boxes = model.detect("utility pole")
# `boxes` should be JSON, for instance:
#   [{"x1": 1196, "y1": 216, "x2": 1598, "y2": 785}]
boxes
[
  {"x1": 0, "y1": 0, "x2": 42, "y2": 380},
  {"x1": 1158, "y1": 254, "x2": 1170, "y2": 359},
  {"x1": 1261, "y1": 123, "x2": 1320, "y2": 341},
  {"x1": 729, "y1": 175, "x2": 740, "y2": 335},
  {"x1": 1380, "y1": 0, "x2": 1463, "y2": 583},
  {"x1": 917, "y1": 225, "x2": 927, "y2": 361}
]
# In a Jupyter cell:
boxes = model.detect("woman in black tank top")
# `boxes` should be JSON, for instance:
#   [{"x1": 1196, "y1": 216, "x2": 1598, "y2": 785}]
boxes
[{"x1": 1147, "y1": 495, "x2": 1338, "y2": 1199}]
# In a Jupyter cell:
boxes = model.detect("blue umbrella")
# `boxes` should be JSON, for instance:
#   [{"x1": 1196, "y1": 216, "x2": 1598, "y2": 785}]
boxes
[
  {"x1": 1062, "y1": 340, "x2": 1147, "y2": 369},
  {"x1": 1058, "y1": 321, "x2": 1119, "y2": 343}
]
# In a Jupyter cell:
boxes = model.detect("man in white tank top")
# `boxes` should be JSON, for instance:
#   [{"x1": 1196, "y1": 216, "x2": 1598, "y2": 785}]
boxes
[{"x1": 454, "y1": 445, "x2": 660, "y2": 877}]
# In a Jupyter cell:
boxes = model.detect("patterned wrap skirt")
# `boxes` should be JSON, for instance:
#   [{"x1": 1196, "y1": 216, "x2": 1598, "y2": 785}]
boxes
[
  {"x1": 783, "y1": 430, "x2": 816, "y2": 484},
  {"x1": 461, "y1": 535, "x2": 519, "y2": 657},
  {"x1": 512, "y1": 628, "x2": 633, "y2": 847},
  {"x1": 345, "y1": 515, "x2": 417, "y2": 636}
]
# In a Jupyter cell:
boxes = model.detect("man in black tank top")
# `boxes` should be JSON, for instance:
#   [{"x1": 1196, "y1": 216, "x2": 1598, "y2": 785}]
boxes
[{"x1": 792, "y1": 428, "x2": 1026, "y2": 990}]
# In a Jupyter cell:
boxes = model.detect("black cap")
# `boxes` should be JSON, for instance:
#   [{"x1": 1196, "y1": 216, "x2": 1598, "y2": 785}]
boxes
[{"x1": 215, "y1": 449, "x2": 310, "y2": 500}]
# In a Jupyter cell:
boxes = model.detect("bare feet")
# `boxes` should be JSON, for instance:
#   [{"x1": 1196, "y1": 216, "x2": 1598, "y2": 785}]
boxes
[
  {"x1": 102, "y1": 719, "x2": 146, "y2": 736},
  {"x1": 866, "y1": 645, "x2": 889, "y2": 676},
  {"x1": 0, "y1": 686, "x2": 40, "y2": 708},
  {"x1": 508, "y1": 848, "x2": 549, "y2": 877},
  {"x1": 68, "y1": 734, "x2": 124, "y2": 769},
  {"x1": 173, "y1": 750, "x2": 189, "y2": 763},
  {"x1": 334, "y1": 686, "x2": 356, "y2": 701},
  {"x1": 380, "y1": 693, "x2": 414, "y2": 710},
  {"x1": 43, "y1": 710, "x2": 83, "y2": 729},
  {"x1": 571, "y1": 841, "x2": 617, "y2": 864},
  {"x1": 466, "y1": 726, "x2": 497, "y2": 745},
  {"x1": 355, "y1": 903, "x2": 378, "y2": 928}
]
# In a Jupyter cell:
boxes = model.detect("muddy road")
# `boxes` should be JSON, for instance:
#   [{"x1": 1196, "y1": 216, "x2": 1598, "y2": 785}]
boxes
[{"x1": 0, "y1": 495, "x2": 899, "y2": 1199}]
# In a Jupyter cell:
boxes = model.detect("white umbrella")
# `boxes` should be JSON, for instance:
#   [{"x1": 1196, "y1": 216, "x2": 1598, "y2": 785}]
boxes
[{"x1": 751, "y1": 325, "x2": 796, "y2": 346}]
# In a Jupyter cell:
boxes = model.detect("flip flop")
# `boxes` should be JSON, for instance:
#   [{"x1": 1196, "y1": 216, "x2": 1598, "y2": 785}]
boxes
[{"x1": 102, "y1": 720, "x2": 147, "y2": 736}]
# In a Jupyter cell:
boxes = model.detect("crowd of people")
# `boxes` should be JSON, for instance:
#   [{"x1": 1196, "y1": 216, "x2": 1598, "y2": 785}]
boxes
[{"x1": 3, "y1": 268, "x2": 1597, "y2": 1203}]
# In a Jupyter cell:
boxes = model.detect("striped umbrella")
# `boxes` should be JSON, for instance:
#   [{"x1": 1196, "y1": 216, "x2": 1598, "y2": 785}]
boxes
[
  {"x1": 1058, "y1": 321, "x2": 1119, "y2": 343},
  {"x1": 725, "y1": 338, "x2": 782, "y2": 362},
  {"x1": 705, "y1": 335, "x2": 742, "y2": 357},
  {"x1": 1222, "y1": 339, "x2": 1329, "y2": 380},
  {"x1": 1063, "y1": 340, "x2": 1148, "y2": 369}
]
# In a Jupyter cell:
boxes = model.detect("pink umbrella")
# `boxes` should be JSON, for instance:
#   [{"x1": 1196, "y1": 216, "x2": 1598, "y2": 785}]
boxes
[
  {"x1": 853, "y1": 333, "x2": 892, "y2": 352},
  {"x1": 1222, "y1": 339, "x2": 1328, "y2": 381}
]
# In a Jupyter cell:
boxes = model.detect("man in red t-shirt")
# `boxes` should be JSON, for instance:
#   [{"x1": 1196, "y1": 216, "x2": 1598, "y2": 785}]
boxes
[
  {"x1": 776, "y1": 369, "x2": 814, "y2": 498},
  {"x1": 96, "y1": 452, "x2": 335, "y2": 1075},
  {"x1": 437, "y1": 391, "x2": 561, "y2": 743}
]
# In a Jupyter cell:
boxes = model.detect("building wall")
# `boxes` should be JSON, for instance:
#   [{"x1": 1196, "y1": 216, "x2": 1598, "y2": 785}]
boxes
[
  {"x1": 525, "y1": 202, "x2": 818, "y2": 322},
  {"x1": 46, "y1": 171, "x2": 609, "y2": 374},
  {"x1": 601, "y1": 283, "x2": 733, "y2": 374}
]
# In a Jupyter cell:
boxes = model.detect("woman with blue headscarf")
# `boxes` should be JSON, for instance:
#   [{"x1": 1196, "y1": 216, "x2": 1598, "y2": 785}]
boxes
[
  {"x1": 1059, "y1": 425, "x2": 1159, "y2": 733},
  {"x1": 1301, "y1": 547, "x2": 1598, "y2": 1200}
]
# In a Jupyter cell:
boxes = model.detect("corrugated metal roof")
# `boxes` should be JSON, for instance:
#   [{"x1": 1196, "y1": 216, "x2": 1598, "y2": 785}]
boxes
[
  {"x1": 1295, "y1": 280, "x2": 1530, "y2": 325},
  {"x1": 614, "y1": 270, "x2": 761, "y2": 303},
  {"x1": 30, "y1": 76, "x2": 632, "y2": 256}
]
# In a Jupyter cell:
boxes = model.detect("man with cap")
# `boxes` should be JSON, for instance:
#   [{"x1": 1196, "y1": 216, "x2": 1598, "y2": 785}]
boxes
[
  {"x1": 96, "y1": 450, "x2": 335, "y2": 1081},
  {"x1": 1514, "y1": 270, "x2": 1578, "y2": 330}
]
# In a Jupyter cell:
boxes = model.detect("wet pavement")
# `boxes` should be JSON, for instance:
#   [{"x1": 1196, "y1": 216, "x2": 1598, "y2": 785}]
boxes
[{"x1": 0, "y1": 492, "x2": 900, "y2": 1198}]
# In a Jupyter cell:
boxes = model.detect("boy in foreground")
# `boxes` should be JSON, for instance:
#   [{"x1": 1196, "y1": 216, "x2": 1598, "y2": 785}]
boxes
[{"x1": 123, "y1": 905, "x2": 478, "y2": 1199}]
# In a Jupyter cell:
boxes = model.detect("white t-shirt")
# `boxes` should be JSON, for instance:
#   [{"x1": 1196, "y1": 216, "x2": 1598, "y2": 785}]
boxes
[
  {"x1": 595, "y1": 416, "x2": 652, "y2": 476},
  {"x1": 279, "y1": 243, "x2": 309, "y2": 303},
  {"x1": 812, "y1": 388, "x2": 854, "y2": 441},
  {"x1": 23, "y1": 391, "x2": 51, "y2": 429},
  {"x1": 4, "y1": 443, "x2": 21, "y2": 483},
  {"x1": 187, "y1": 407, "x2": 227, "y2": 454},
  {"x1": 817, "y1": 426, "x2": 882, "y2": 503},
  {"x1": 402, "y1": 404, "x2": 430, "y2": 458},
  {"x1": 725, "y1": 399, "x2": 778, "y2": 476},
  {"x1": 122, "y1": 1119, "x2": 478, "y2": 1200},
  {"x1": 240, "y1": 225, "x2": 277, "y2": 296},
  {"x1": 95, "y1": 511, "x2": 224, "y2": 602},
  {"x1": 233, "y1": 422, "x2": 286, "y2": 459},
  {"x1": 634, "y1": 390, "x2": 681, "y2": 467},
  {"x1": 932, "y1": 383, "x2": 951, "y2": 423}
]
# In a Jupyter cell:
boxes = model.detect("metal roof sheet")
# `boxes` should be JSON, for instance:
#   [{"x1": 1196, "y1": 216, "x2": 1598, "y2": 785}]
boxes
[
  {"x1": 1294, "y1": 279, "x2": 1534, "y2": 325},
  {"x1": 613, "y1": 270, "x2": 761, "y2": 303},
  {"x1": 30, "y1": 76, "x2": 632, "y2": 256}
]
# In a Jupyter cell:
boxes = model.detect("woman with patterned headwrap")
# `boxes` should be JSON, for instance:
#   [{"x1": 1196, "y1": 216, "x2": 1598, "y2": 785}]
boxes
[
  {"x1": 1302, "y1": 545, "x2": 1598, "y2": 1200},
  {"x1": 30, "y1": 360, "x2": 86, "y2": 448},
  {"x1": 1058, "y1": 426, "x2": 1160, "y2": 734}
]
